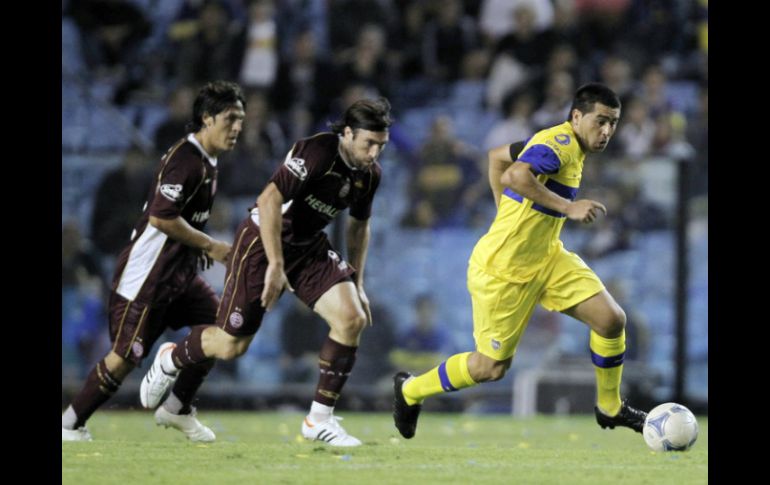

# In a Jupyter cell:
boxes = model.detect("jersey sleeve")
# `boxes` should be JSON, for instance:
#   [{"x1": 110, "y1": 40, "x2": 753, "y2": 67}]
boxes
[
  {"x1": 268, "y1": 139, "x2": 328, "y2": 201},
  {"x1": 349, "y1": 163, "x2": 381, "y2": 220},
  {"x1": 508, "y1": 139, "x2": 529, "y2": 161},
  {"x1": 149, "y1": 148, "x2": 204, "y2": 220},
  {"x1": 517, "y1": 143, "x2": 565, "y2": 175}
]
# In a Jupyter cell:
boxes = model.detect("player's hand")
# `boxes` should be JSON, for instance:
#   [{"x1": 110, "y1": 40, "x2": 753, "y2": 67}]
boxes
[
  {"x1": 261, "y1": 263, "x2": 294, "y2": 311},
  {"x1": 357, "y1": 285, "x2": 373, "y2": 326},
  {"x1": 207, "y1": 239, "x2": 232, "y2": 264},
  {"x1": 565, "y1": 199, "x2": 607, "y2": 224}
]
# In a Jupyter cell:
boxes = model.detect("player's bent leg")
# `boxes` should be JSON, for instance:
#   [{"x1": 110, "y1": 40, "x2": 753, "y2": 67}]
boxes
[
  {"x1": 299, "y1": 282, "x2": 366, "y2": 446},
  {"x1": 563, "y1": 290, "x2": 645, "y2": 432},
  {"x1": 393, "y1": 351, "x2": 502, "y2": 439},
  {"x1": 63, "y1": 351, "x2": 134, "y2": 441}
]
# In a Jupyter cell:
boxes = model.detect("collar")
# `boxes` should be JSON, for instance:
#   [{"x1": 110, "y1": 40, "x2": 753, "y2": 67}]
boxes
[{"x1": 187, "y1": 133, "x2": 218, "y2": 167}]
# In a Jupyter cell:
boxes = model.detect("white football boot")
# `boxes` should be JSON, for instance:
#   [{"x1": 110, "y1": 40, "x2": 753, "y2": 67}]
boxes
[
  {"x1": 140, "y1": 342, "x2": 178, "y2": 409},
  {"x1": 155, "y1": 406, "x2": 216, "y2": 442},
  {"x1": 301, "y1": 415, "x2": 362, "y2": 447},
  {"x1": 62, "y1": 426, "x2": 93, "y2": 441}
]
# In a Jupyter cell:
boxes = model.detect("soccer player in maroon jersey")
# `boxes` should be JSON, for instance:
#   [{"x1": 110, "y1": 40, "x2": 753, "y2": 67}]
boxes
[
  {"x1": 140, "y1": 98, "x2": 392, "y2": 446},
  {"x1": 62, "y1": 81, "x2": 246, "y2": 442}
]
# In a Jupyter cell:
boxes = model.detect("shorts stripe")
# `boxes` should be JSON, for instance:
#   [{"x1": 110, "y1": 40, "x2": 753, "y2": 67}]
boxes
[
  {"x1": 123, "y1": 305, "x2": 149, "y2": 359},
  {"x1": 111, "y1": 300, "x2": 132, "y2": 353},
  {"x1": 216, "y1": 226, "x2": 249, "y2": 319},
  {"x1": 219, "y1": 233, "x2": 261, "y2": 330}
]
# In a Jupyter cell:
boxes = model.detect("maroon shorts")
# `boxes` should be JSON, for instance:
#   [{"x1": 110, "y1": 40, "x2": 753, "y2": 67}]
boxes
[
  {"x1": 109, "y1": 275, "x2": 218, "y2": 364},
  {"x1": 216, "y1": 217, "x2": 355, "y2": 336}
]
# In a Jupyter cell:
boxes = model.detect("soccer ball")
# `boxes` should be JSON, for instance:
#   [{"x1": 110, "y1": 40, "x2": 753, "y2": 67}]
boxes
[{"x1": 642, "y1": 402, "x2": 699, "y2": 452}]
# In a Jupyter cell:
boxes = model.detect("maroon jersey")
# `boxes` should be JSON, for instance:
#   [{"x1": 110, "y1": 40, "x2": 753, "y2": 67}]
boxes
[
  {"x1": 255, "y1": 132, "x2": 381, "y2": 244},
  {"x1": 112, "y1": 134, "x2": 218, "y2": 305}
]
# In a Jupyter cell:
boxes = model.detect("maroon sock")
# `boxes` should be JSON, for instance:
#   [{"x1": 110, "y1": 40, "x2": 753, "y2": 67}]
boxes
[
  {"x1": 313, "y1": 337, "x2": 357, "y2": 406},
  {"x1": 70, "y1": 359, "x2": 123, "y2": 428},
  {"x1": 171, "y1": 325, "x2": 210, "y2": 368},
  {"x1": 170, "y1": 360, "x2": 216, "y2": 414}
]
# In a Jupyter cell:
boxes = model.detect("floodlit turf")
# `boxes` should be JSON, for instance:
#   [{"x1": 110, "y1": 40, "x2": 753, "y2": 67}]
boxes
[{"x1": 62, "y1": 411, "x2": 707, "y2": 484}]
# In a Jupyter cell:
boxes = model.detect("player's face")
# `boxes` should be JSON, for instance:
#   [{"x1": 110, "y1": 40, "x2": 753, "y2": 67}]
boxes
[
  {"x1": 341, "y1": 127, "x2": 389, "y2": 169},
  {"x1": 573, "y1": 103, "x2": 620, "y2": 153},
  {"x1": 203, "y1": 101, "x2": 246, "y2": 155}
]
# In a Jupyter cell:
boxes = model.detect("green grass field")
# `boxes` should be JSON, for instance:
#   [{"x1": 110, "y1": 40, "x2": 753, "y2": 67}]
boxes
[{"x1": 62, "y1": 411, "x2": 707, "y2": 484}]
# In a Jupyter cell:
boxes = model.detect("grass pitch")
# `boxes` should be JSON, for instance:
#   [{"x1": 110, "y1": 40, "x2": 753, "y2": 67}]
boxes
[{"x1": 62, "y1": 411, "x2": 707, "y2": 484}]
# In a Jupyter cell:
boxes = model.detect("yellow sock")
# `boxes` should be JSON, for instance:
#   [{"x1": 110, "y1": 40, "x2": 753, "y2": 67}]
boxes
[
  {"x1": 402, "y1": 352, "x2": 477, "y2": 405},
  {"x1": 590, "y1": 330, "x2": 625, "y2": 416}
]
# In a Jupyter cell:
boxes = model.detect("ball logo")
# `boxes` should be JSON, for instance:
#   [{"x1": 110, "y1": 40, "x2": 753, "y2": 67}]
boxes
[
  {"x1": 132, "y1": 341, "x2": 144, "y2": 358},
  {"x1": 554, "y1": 134, "x2": 571, "y2": 145},
  {"x1": 229, "y1": 311, "x2": 244, "y2": 329},
  {"x1": 285, "y1": 157, "x2": 308, "y2": 180},
  {"x1": 159, "y1": 183, "x2": 184, "y2": 202}
]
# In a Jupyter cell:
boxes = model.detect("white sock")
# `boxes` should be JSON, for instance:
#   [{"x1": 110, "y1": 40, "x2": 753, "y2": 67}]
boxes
[
  {"x1": 160, "y1": 347, "x2": 179, "y2": 375},
  {"x1": 308, "y1": 401, "x2": 334, "y2": 423},
  {"x1": 62, "y1": 405, "x2": 78, "y2": 430}
]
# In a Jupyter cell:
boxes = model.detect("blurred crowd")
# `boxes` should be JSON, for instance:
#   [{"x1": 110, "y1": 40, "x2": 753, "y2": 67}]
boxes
[{"x1": 62, "y1": 0, "x2": 707, "y2": 397}]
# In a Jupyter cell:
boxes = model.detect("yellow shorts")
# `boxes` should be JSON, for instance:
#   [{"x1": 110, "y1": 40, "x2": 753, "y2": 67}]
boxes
[{"x1": 468, "y1": 248, "x2": 604, "y2": 361}]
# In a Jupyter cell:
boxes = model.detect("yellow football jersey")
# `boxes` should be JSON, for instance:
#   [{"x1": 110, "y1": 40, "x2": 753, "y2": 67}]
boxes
[{"x1": 470, "y1": 121, "x2": 586, "y2": 283}]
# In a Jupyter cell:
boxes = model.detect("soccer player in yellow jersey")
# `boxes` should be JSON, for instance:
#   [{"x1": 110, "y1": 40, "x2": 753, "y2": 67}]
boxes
[{"x1": 393, "y1": 83, "x2": 647, "y2": 439}]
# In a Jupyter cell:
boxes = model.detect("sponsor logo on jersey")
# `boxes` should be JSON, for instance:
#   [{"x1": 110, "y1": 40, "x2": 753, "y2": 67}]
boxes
[
  {"x1": 554, "y1": 134, "x2": 571, "y2": 145},
  {"x1": 160, "y1": 183, "x2": 184, "y2": 202},
  {"x1": 191, "y1": 209, "x2": 210, "y2": 223},
  {"x1": 285, "y1": 157, "x2": 308, "y2": 180},
  {"x1": 305, "y1": 194, "x2": 341, "y2": 218},
  {"x1": 229, "y1": 311, "x2": 244, "y2": 329}
]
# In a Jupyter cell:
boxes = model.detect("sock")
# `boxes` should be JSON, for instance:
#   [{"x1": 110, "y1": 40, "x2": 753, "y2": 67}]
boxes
[
  {"x1": 308, "y1": 401, "x2": 335, "y2": 424},
  {"x1": 313, "y1": 336, "x2": 357, "y2": 408},
  {"x1": 166, "y1": 360, "x2": 216, "y2": 414},
  {"x1": 68, "y1": 359, "x2": 123, "y2": 428},
  {"x1": 170, "y1": 325, "x2": 210, "y2": 369},
  {"x1": 590, "y1": 330, "x2": 625, "y2": 416},
  {"x1": 61, "y1": 406, "x2": 78, "y2": 430},
  {"x1": 403, "y1": 352, "x2": 476, "y2": 405}
]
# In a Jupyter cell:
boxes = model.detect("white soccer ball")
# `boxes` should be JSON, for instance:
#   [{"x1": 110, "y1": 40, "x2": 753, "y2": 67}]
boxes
[{"x1": 642, "y1": 402, "x2": 699, "y2": 452}]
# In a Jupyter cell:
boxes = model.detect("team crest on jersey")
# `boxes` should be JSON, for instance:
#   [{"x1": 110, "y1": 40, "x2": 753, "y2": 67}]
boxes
[
  {"x1": 229, "y1": 311, "x2": 244, "y2": 329},
  {"x1": 132, "y1": 341, "x2": 144, "y2": 358},
  {"x1": 354, "y1": 179, "x2": 364, "y2": 189},
  {"x1": 554, "y1": 134, "x2": 571, "y2": 145},
  {"x1": 285, "y1": 157, "x2": 308, "y2": 180},
  {"x1": 339, "y1": 178, "x2": 351, "y2": 198}
]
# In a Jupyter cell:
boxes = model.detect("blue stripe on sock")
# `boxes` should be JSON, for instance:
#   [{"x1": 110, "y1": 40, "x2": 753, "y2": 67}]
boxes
[
  {"x1": 437, "y1": 361, "x2": 457, "y2": 392},
  {"x1": 591, "y1": 351, "x2": 625, "y2": 368}
]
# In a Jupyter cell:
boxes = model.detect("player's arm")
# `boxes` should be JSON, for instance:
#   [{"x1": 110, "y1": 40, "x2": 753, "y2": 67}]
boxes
[
  {"x1": 500, "y1": 162, "x2": 607, "y2": 223},
  {"x1": 149, "y1": 215, "x2": 230, "y2": 263},
  {"x1": 347, "y1": 216, "x2": 373, "y2": 325},
  {"x1": 256, "y1": 182, "x2": 294, "y2": 310},
  {"x1": 488, "y1": 141, "x2": 526, "y2": 207}
]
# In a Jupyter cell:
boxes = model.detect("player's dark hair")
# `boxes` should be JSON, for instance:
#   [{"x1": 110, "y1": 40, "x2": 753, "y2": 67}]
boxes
[
  {"x1": 330, "y1": 97, "x2": 393, "y2": 134},
  {"x1": 567, "y1": 83, "x2": 621, "y2": 121},
  {"x1": 187, "y1": 80, "x2": 246, "y2": 133}
]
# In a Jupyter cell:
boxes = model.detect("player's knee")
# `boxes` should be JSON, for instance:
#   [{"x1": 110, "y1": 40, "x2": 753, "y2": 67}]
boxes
[
  {"x1": 469, "y1": 356, "x2": 509, "y2": 382},
  {"x1": 335, "y1": 310, "x2": 367, "y2": 338},
  {"x1": 212, "y1": 331, "x2": 250, "y2": 360},
  {"x1": 594, "y1": 305, "x2": 626, "y2": 338}
]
